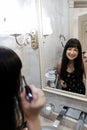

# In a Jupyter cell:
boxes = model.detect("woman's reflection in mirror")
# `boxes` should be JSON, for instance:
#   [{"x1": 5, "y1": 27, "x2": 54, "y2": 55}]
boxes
[{"x1": 56, "y1": 38, "x2": 86, "y2": 95}]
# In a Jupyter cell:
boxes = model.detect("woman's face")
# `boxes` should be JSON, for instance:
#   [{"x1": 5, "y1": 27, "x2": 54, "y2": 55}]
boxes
[{"x1": 66, "y1": 47, "x2": 79, "y2": 61}]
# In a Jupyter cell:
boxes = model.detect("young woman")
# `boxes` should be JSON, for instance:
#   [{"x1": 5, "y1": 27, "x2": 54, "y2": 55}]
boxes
[
  {"x1": 0, "y1": 46, "x2": 46, "y2": 130},
  {"x1": 56, "y1": 38, "x2": 86, "y2": 95}
]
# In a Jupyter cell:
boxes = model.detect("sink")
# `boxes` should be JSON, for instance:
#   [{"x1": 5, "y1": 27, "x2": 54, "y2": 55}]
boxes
[
  {"x1": 42, "y1": 126, "x2": 59, "y2": 130},
  {"x1": 42, "y1": 126, "x2": 73, "y2": 130},
  {"x1": 40, "y1": 115, "x2": 73, "y2": 130},
  {"x1": 40, "y1": 114, "x2": 87, "y2": 130}
]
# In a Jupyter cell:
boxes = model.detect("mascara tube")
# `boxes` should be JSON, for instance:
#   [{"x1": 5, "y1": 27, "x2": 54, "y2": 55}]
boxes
[{"x1": 22, "y1": 76, "x2": 33, "y2": 101}]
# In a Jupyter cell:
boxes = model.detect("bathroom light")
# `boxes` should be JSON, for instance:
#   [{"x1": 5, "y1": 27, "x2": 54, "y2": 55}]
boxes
[
  {"x1": 10, "y1": 33, "x2": 30, "y2": 46},
  {"x1": 42, "y1": 12, "x2": 52, "y2": 37},
  {"x1": 10, "y1": 29, "x2": 38, "y2": 49}
]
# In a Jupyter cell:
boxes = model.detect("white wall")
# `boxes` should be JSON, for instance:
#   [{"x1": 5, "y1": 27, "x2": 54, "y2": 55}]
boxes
[
  {"x1": 73, "y1": 8, "x2": 87, "y2": 38},
  {"x1": 0, "y1": 0, "x2": 41, "y2": 87},
  {"x1": 0, "y1": 0, "x2": 37, "y2": 34}
]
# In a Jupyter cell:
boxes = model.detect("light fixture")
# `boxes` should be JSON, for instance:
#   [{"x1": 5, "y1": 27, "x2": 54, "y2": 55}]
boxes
[{"x1": 10, "y1": 29, "x2": 38, "y2": 49}]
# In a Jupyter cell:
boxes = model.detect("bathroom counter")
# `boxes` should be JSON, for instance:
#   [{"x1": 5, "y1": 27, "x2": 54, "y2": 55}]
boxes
[
  {"x1": 40, "y1": 112, "x2": 87, "y2": 130},
  {"x1": 40, "y1": 115, "x2": 73, "y2": 130}
]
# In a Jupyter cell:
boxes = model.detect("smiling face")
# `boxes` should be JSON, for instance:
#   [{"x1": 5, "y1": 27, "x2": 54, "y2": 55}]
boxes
[{"x1": 66, "y1": 47, "x2": 79, "y2": 61}]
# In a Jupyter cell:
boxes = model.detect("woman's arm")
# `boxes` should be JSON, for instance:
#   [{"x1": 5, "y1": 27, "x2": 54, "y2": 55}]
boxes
[
  {"x1": 56, "y1": 62, "x2": 67, "y2": 89},
  {"x1": 21, "y1": 85, "x2": 46, "y2": 130},
  {"x1": 56, "y1": 62, "x2": 61, "y2": 74}
]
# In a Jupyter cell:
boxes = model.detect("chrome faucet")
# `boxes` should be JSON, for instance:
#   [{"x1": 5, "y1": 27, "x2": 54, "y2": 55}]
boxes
[
  {"x1": 76, "y1": 112, "x2": 86, "y2": 130},
  {"x1": 53, "y1": 106, "x2": 68, "y2": 127}
]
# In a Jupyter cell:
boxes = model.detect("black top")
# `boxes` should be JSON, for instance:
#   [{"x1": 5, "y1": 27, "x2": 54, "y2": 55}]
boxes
[{"x1": 62, "y1": 70, "x2": 85, "y2": 95}]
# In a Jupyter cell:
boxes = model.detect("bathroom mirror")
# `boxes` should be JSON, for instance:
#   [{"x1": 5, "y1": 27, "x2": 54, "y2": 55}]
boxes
[{"x1": 39, "y1": 0, "x2": 87, "y2": 101}]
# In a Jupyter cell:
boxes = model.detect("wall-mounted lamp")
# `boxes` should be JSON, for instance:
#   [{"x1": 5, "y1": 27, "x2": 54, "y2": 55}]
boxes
[
  {"x1": 10, "y1": 29, "x2": 38, "y2": 49},
  {"x1": 42, "y1": 15, "x2": 53, "y2": 38},
  {"x1": 30, "y1": 29, "x2": 38, "y2": 49}
]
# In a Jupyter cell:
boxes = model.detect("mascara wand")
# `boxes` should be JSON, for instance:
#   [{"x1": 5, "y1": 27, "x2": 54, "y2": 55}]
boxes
[{"x1": 22, "y1": 76, "x2": 33, "y2": 101}]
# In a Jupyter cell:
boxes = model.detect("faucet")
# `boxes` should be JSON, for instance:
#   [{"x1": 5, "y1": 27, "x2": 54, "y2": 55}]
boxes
[
  {"x1": 53, "y1": 106, "x2": 68, "y2": 127},
  {"x1": 76, "y1": 112, "x2": 86, "y2": 130}
]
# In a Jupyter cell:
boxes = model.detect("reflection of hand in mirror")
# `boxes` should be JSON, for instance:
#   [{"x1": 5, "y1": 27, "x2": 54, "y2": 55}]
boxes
[
  {"x1": 82, "y1": 51, "x2": 87, "y2": 73},
  {"x1": 60, "y1": 80, "x2": 67, "y2": 88},
  {"x1": 56, "y1": 38, "x2": 86, "y2": 95},
  {"x1": 82, "y1": 51, "x2": 87, "y2": 62}
]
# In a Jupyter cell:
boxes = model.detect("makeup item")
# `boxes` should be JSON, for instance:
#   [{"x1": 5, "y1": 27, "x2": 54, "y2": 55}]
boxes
[{"x1": 22, "y1": 76, "x2": 33, "y2": 101}]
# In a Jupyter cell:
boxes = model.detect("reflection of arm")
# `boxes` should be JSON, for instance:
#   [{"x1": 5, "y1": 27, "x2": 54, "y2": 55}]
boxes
[
  {"x1": 56, "y1": 62, "x2": 67, "y2": 89},
  {"x1": 55, "y1": 62, "x2": 61, "y2": 89},
  {"x1": 82, "y1": 51, "x2": 87, "y2": 63},
  {"x1": 82, "y1": 51, "x2": 87, "y2": 87},
  {"x1": 83, "y1": 62, "x2": 87, "y2": 74},
  {"x1": 56, "y1": 62, "x2": 61, "y2": 74},
  {"x1": 83, "y1": 62, "x2": 86, "y2": 85},
  {"x1": 83, "y1": 51, "x2": 87, "y2": 74}
]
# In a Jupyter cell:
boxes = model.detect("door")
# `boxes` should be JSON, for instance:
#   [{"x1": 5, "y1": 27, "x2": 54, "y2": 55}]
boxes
[{"x1": 78, "y1": 13, "x2": 87, "y2": 52}]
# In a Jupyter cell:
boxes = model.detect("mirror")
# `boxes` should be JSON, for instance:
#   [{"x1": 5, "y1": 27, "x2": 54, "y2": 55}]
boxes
[{"x1": 39, "y1": 0, "x2": 87, "y2": 101}]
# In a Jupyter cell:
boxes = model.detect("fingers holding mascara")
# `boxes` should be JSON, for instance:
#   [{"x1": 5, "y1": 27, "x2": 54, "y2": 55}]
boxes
[{"x1": 20, "y1": 84, "x2": 46, "y2": 119}]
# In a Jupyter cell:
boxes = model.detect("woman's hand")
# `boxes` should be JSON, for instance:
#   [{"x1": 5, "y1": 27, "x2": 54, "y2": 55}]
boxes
[
  {"x1": 20, "y1": 85, "x2": 46, "y2": 130},
  {"x1": 60, "y1": 80, "x2": 67, "y2": 88},
  {"x1": 20, "y1": 84, "x2": 46, "y2": 120}
]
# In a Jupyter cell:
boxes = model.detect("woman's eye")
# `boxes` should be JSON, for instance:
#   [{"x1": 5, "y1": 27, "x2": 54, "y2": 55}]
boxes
[
  {"x1": 74, "y1": 49, "x2": 78, "y2": 52},
  {"x1": 67, "y1": 48, "x2": 78, "y2": 52},
  {"x1": 67, "y1": 48, "x2": 71, "y2": 51}
]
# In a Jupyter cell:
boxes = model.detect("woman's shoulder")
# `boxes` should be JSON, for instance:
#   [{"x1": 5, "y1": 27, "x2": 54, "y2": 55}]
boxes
[
  {"x1": 56, "y1": 61, "x2": 61, "y2": 74},
  {"x1": 57, "y1": 61, "x2": 61, "y2": 67},
  {"x1": 83, "y1": 61, "x2": 87, "y2": 73}
]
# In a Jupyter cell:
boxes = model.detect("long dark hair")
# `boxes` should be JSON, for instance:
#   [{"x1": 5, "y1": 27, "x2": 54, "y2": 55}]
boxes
[
  {"x1": 59, "y1": 38, "x2": 85, "y2": 80},
  {"x1": 0, "y1": 46, "x2": 24, "y2": 130}
]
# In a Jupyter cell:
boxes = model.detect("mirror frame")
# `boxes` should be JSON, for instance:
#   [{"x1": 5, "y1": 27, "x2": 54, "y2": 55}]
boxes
[{"x1": 37, "y1": 0, "x2": 87, "y2": 102}]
